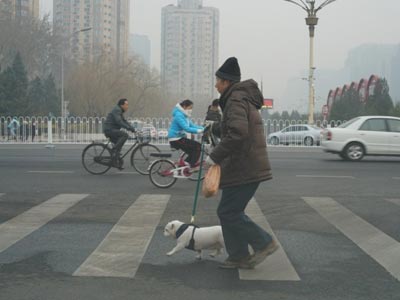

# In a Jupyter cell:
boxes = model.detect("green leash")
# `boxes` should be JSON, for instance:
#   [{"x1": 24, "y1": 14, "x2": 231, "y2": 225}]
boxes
[{"x1": 190, "y1": 140, "x2": 206, "y2": 224}]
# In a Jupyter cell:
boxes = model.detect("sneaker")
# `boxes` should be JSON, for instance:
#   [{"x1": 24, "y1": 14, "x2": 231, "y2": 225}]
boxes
[
  {"x1": 248, "y1": 240, "x2": 279, "y2": 267},
  {"x1": 219, "y1": 256, "x2": 254, "y2": 269}
]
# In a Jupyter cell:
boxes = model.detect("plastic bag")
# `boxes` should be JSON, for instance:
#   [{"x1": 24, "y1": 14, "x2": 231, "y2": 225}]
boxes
[{"x1": 202, "y1": 164, "x2": 221, "y2": 198}]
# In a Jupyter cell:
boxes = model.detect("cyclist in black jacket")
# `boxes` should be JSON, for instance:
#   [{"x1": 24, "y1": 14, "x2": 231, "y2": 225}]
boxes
[{"x1": 103, "y1": 99, "x2": 136, "y2": 166}]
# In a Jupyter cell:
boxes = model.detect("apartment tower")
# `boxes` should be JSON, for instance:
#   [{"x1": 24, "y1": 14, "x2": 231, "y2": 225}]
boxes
[
  {"x1": 0, "y1": 0, "x2": 39, "y2": 19},
  {"x1": 53, "y1": 0, "x2": 130, "y2": 64},
  {"x1": 161, "y1": 0, "x2": 219, "y2": 102}
]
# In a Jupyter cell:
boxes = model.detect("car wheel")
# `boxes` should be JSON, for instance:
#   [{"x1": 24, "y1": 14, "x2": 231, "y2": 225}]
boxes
[
  {"x1": 304, "y1": 136, "x2": 314, "y2": 146},
  {"x1": 343, "y1": 142, "x2": 364, "y2": 161},
  {"x1": 270, "y1": 136, "x2": 279, "y2": 145}
]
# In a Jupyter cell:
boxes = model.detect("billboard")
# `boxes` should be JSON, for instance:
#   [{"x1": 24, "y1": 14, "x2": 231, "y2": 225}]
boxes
[{"x1": 263, "y1": 99, "x2": 274, "y2": 109}]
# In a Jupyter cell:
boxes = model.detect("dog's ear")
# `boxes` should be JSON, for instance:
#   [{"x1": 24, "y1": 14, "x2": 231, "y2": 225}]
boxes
[{"x1": 170, "y1": 223, "x2": 174, "y2": 230}]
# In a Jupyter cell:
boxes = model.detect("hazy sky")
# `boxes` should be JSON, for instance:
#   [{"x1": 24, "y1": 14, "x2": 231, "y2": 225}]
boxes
[{"x1": 41, "y1": 0, "x2": 400, "y2": 110}]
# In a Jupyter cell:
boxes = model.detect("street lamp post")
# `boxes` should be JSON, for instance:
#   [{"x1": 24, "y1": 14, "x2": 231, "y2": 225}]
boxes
[
  {"x1": 61, "y1": 27, "x2": 92, "y2": 140},
  {"x1": 283, "y1": 0, "x2": 338, "y2": 124}
]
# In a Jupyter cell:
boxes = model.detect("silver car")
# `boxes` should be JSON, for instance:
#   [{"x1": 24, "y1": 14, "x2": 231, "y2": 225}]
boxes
[{"x1": 268, "y1": 124, "x2": 322, "y2": 146}]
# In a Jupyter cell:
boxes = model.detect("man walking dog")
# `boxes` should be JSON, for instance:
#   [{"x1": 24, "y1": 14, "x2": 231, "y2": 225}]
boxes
[{"x1": 206, "y1": 57, "x2": 278, "y2": 269}]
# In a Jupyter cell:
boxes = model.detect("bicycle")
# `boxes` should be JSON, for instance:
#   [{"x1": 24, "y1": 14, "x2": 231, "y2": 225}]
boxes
[
  {"x1": 148, "y1": 124, "x2": 218, "y2": 188},
  {"x1": 82, "y1": 130, "x2": 160, "y2": 175}
]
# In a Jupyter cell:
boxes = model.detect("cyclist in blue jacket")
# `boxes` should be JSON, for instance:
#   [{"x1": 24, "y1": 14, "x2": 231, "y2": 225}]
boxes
[{"x1": 168, "y1": 99, "x2": 204, "y2": 168}]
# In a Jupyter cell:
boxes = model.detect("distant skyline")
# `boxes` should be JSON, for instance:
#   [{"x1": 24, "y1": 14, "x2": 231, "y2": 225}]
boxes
[{"x1": 40, "y1": 0, "x2": 400, "y2": 111}]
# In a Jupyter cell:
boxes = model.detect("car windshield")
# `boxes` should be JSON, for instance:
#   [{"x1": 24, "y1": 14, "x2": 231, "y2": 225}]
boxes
[{"x1": 338, "y1": 117, "x2": 360, "y2": 128}]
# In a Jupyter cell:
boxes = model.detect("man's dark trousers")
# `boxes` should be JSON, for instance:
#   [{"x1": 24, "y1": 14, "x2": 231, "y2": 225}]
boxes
[
  {"x1": 217, "y1": 181, "x2": 273, "y2": 260},
  {"x1": 104, "y1": 129, "x2": 128, "y2": 156}
]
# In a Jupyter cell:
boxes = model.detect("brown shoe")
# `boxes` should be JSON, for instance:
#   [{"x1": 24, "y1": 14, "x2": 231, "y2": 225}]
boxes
[
  {"x1": 249, "y1": 240, "x2": 279, "y2": 267},
  {"x1": 219, "y1": 256, "x2": 254, "y2": 269}
]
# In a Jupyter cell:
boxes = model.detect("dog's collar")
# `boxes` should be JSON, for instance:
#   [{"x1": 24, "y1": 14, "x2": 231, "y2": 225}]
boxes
[
  {"x1": 175, "y1": 224, "x2": 189, "y2": 239},
  {"x1": 175, "y1": 223, "x2": 196, "y2": 239}
]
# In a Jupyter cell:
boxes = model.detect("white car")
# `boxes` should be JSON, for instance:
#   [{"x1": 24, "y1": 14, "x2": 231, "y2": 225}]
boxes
[
  {"x1": 142, "y1": 125, "x2": 157, "y2": 139},
  {"x1": 268, "y1": 124, "x2": 322, "y2": 146},
  {"x1": 321, "y1": 116, "x2": 400, "y2": 161},
  {"x1": 157, "y1": 128, "x2": 168, "y2": 139}
]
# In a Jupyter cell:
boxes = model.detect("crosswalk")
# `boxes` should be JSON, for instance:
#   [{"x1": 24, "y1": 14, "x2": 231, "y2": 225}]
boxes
[
  {"x1": 0, "y1": 192, "x2": 399, "y2": 282},
  {"x1": 74, "y1": 194, "x2": 169, "y2": 278}
]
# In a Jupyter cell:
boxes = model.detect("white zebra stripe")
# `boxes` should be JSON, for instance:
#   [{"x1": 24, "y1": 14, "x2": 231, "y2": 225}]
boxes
[
  {"x1": 303, "y1": 197, "x2": 400, "y2": 282},
  {"x1": 73, "y1": 194, "x2": 170, "y2": 278},
  {"x1": 0, "y1": 194, "x2": 88, "y2": 253},
  {"x1": 239, "y1": 198, "x2": 300, "y2": 281}
]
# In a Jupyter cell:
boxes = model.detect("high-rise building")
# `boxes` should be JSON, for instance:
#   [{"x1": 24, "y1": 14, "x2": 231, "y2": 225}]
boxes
[
  {"x1": 129, "y1": 34, "x2": 151, "y2": 66},
  {"x1": 161, "y1": 0, "x2": 219, "y2": 101},
  {"x1": 53, "y1": 0, "x2": 130, "y2": 64},
  {"x1": 0, "y1": 0, "x2": 39, "y2": 19}
]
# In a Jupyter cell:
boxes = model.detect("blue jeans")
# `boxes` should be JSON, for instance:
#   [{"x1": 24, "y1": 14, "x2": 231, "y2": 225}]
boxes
[{"x1": 217, "y1": 182, "x2": 273, "y2": 260}]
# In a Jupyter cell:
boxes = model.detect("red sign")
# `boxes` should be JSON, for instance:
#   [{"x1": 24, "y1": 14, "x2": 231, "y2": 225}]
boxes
[{"x1": 263, "y1": 99, "x2": 273, "y2": 109}]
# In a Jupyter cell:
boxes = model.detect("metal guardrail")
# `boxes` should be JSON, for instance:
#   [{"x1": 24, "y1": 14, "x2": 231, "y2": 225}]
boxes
[{"x1": 0, "y1": 116, "x2": 344, "y2": 146}]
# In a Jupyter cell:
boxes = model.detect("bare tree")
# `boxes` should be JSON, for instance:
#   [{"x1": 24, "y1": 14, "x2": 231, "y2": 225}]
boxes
[
  {"x1": 66, "y1": 53, "x2": 163, "y2": 117},
  {"x1": 0, "y1": 16, "x2": 60, "y2": 79}
]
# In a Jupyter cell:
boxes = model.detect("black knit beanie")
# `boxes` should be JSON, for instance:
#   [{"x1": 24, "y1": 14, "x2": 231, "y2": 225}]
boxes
[{"x1": 215, "y1": 57, "x2": 241, "y2": 82}]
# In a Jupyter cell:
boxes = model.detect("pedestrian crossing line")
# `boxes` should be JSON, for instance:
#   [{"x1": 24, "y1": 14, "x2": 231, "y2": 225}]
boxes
[
  {"x1": 73, "y1": 194, "x2": 170, "y2": 278},
  {"x1": 303, "y1": 197, "x2": 400, "y2": 282},
  {"x1": 239, "y1": 198, "x2": 301, "y2": 281},
  {"x1": 0, "y1": 194, "x2": 89, "y2": 254},
  {"x1": 296, "y1": 175, "x2": 355, "y2": 179},
  {"x1": 385, "y1": 199, "x2": 400, "y2": 206},
  {"x1": 27, "y1": 171, "x2": 74, "y2": 174},
  {"x1": 0, "y1": 193, "x2": 4, "y2": 198}
]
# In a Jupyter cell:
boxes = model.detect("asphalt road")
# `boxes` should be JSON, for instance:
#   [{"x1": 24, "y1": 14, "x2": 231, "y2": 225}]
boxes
[{"x1": 0, "y1": 144, "x2": 399, "y2": 300}]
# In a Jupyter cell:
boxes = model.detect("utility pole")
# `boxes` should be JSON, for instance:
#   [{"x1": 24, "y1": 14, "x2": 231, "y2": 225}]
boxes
[{"x1": 282, "y1": 0, "x2": 338, "y2": 124}]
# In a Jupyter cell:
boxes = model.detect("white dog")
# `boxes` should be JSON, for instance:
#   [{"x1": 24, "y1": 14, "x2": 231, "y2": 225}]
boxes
[{"x1": 163, "y1": 220, "x2": 225, "y2": 260}]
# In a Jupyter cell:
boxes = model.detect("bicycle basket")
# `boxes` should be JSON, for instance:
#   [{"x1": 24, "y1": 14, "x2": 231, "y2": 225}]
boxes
[{"x1": 139, "y1": 130, "x2": 152, "y2": 143}]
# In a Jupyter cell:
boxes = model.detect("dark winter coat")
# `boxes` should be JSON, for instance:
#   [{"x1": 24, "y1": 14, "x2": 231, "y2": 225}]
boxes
[
  {"x1": 103, "y1": 105, "x2": 133, "y2": 132},
  {"x1": 209, "y1": 79, "x2": 272, "y2": 188},
  {"x1": 205, "y1": 109, "x2": 222, "y2": 122}
]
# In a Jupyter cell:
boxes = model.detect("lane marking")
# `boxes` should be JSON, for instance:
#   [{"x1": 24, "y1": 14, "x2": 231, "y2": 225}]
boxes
[
  {"x1": 114, "y1": 171, "x2": 139, "y2": 175},
  {"x1": 239, "y1": 198, "x2": 300, "y2": 281},
  {"x1": 303, "y1": 197, "x2": 400, "y2": 282},
  {"x1": 296, "y1": 175, "x2": 355, "y2": 179},
  {"x1": 393, "y1": 177, "x2": 400, "y2": 180},
  {"x1": 27, "y1": 171, "x2": 75, "y2": 174},
  {"x1": 385, "y1": 199, "x2": 400, "y2": 206},
  {"x1": 0, "y1": 194, "x2": 88, "y2": 253},
  {"x1": 73, "y1": 194, "x2": 170, "y2": 278}
]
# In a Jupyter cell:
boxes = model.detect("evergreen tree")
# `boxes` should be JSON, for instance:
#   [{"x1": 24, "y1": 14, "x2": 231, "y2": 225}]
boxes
[
  {"x1": 270, "y1": 111, "x2": 281, "y2": 120},
  {"x1": 391, "y1": 102, "x2": 400, "y2": 117},
  {"x1": 281, "y1": 110, "x2": 290, "y2": 120},
  {"x1": 330, "y1": 89, "x2": 363, "y2": 121},
  {"x1": 43, "y1": 74, "x2": 60, "y2": 116},
  {"x1": 290, "y1": 110, "x2": 301, "y2": 121},
  {"x1": 1, "y1": 52, "x2": 28, "y2": 115},
  {"x1": 0, "y1": 67, "x2": 6, "y2": 114},
  {"x1": 364, "y1": 79, "x2": 394, "y2": 116},
  {"x1": 26, "y1": 76, "x2": 45, "y2": 115}
]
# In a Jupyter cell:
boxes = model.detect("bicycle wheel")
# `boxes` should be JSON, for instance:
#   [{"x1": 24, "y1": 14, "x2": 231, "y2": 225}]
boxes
[
  {"x1": 130, "y1": 144, "x2": 160, "y2": 175},
  {"x1": 82, "y1": 143, "x2": 112, "y2": 175},
  {"x1": 149, "y1": 159, "x2": 177, "y2": 188},
  {"x1": 187, "y1": 160, "x2": 210, "y2": 181}
]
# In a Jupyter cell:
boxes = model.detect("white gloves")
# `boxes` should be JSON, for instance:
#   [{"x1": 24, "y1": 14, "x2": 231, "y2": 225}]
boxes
[
  {"x1": 197, "y1": 128, "x2": 204, "y2": 133},
  {"x1": 205, "y1": 156, "x2": 216, "y2": 166}
]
